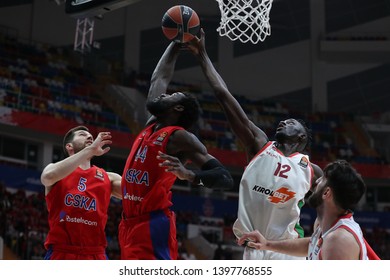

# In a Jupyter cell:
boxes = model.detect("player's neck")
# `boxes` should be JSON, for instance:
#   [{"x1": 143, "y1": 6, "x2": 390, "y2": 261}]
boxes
[
  {"x1": 79, "y1": 161, "x2": 91, "y2": 170},
  {"x1": 275, "y1": 142, "x2": 297, "y2": 156},
  {"x1": 320, "y1": 206, "x2": 348, "y2": 233},
  {"x1": 153, "y1": 122, "x2": 165, "y2": 132},
  {"x1": 153, "y1": 110, "x2": 180, "y2": 131},
  {"x1": 154, "y1": 119, "x2": 175, "y2": 131}
]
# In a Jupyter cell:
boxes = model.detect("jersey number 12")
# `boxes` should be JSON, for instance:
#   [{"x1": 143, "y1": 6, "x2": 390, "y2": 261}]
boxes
[{"x1": 274, "y1": 162, "x2": 291, "y2": 178}]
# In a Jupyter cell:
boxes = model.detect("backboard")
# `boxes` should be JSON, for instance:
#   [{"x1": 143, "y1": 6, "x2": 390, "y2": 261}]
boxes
[{"x1": 65, "y1": 0, "x2": 142, "y2": 18}]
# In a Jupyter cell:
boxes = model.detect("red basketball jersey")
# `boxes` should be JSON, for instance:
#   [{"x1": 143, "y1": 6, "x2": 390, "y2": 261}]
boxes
[
  {"x1": 121, "y1": 124, "x2": 183, "y2": 217},
  {"x1": 44, "y1": 166, "x2": 111, "y2": 252}
]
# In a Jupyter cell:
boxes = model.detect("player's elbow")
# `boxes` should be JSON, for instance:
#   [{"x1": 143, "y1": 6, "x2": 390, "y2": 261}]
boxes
[
  {"x1": 202, "y1": 167, "x2": 234, "y2": 190},
  {"x1": 40, "y1": 171, "x2": 55, "y2": 187},
  {"x1": 40, "y1": 165, "x2": 57, "y2": 187},
  {"x1": 215, "y1": 168, "x2": 234, "y2": 190},
  {"x1": 193, "y1": 159, "x2": 234, "y2": 190}
]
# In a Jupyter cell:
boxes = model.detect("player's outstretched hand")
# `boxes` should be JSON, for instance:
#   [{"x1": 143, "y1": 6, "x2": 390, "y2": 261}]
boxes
[
  {"x1": 157, "y1": 151, "x2": 194, "y2": 181},
  {"x1": 184, "y1": 28, "x2": 206, "y2": 56},
  {"x1": 237, "y1": 230, "x2": 267, "y2": 250},
  {"x1": 90, "y1": 132, "x2": 112, "y2": 156}
]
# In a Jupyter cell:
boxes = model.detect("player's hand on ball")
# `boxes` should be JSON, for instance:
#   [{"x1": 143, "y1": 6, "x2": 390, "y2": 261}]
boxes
[{"x1": 186, "y1": 28, "x2": 206, "y2": 56}]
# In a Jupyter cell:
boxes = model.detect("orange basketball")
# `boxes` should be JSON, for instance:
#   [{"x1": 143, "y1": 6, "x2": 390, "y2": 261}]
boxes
[{"x1": 161, "y1": 5, "x2": 200, "y2": 43}]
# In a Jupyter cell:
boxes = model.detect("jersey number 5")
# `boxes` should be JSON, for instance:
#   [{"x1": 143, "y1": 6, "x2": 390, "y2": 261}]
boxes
[
  {"x1": 78, "y1": 177, "x2": 87, "y2": 192},
  {"x1": 274, "y1": 162, "x2": 291, "y2": 178}
]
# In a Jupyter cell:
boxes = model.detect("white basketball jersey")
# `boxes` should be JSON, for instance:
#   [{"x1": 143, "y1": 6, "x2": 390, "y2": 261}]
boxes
[
  {"x1": 233, "y1": 141, "x2": 313, "y2": 242},
  {"x1": 308, "y1": 213, "x2": 368, "y2": 260}
]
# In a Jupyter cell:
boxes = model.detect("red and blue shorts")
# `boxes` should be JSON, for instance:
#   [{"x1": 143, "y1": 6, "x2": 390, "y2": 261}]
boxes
[
  {"x1": 119, "y1": 209, "x2": 177, "y2": 260},
  {"x1": 44, "y1": 244, "x2": 108, "y2": 260}
]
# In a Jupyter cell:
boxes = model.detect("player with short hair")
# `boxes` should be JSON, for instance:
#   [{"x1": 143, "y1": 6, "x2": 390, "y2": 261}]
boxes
[
  {"x1": 118, "y1": 41, "x2": 234, "y2": 260},
  {"x1": 41, "y1": 126, "x2": 122, "y2": 260},
  {"x1": 187, "y1": 29, "x2": 323, "y2": 260},
  {"x1": 237, "y1": 160, "x2": 380, "y2": 260}
]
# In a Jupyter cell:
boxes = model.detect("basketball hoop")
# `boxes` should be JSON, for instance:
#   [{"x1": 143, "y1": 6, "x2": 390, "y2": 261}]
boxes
[{"x1": 216, "y1": 0, "x2": 274, "y2": 44}]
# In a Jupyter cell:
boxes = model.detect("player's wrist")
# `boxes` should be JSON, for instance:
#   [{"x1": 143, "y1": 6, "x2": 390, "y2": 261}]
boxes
[
  {"x1": 82, "y1": 145, "x2": 98, "y2": 158},
  {"x1": 186, "y1": 170, "x2": 197, "y2": 184}
]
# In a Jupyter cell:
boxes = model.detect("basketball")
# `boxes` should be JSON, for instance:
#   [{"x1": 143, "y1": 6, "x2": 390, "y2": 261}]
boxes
[{"x1": 161, "y1": 5, "x2": 200, "y2": 43}]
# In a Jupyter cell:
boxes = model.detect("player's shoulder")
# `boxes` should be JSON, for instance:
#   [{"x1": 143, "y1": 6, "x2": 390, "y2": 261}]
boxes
[
  {"x1": 92, "y1": 165, "x2": 107, "y2": 171},
  {"x1": 173, "y1": 130, "x2": 204, "y2": 148},
  {"x1": 170, "y1": 128, "x2": 195, "y2": 140},
  {"x1": 327, "y1": 226, "x2": 358, "y2": 247},
  {"x1": 106, "y1": 171, "x2": 121, "y2": 182},
  {"x1": 168, "y1": 129, "x2": 205, "y2": 153},
  {"x1": 322, "y1": 228, "x2": 360, "y2": 260}
]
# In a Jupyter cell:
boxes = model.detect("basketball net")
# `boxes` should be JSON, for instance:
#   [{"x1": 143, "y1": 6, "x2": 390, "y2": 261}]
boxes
[{"x1": 216, "y1": 0, "x2": 274, "y2": 44}]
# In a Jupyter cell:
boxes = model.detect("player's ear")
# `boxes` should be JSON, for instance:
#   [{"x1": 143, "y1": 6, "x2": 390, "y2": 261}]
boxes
[
  {"x1": 174, "y1": 104, "x2": 184, "y2": 112},
  {"x1": 323, "y1": 187, "x2": 331, "y2": 199},
  {"x1": 65, "y1": 143, "x2": 73, "y2": 154},
  {"x1": 298, "y1": 133, "x2": 307, "y2": 143},
  {"x1": 298, "y1": 134, "x2": 308, "y2": 149}
]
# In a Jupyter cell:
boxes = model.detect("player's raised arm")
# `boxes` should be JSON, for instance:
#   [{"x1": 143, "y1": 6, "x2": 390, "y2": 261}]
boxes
[
  {"x1": 41, "y1": 131, "x2": 112, "y2": 190},
  {"x1": 187, "y1": 30, "x2": 268, "y2": 156},
  {"x1": 147, "y1": 42, "x2": 181, "y2": 105}
]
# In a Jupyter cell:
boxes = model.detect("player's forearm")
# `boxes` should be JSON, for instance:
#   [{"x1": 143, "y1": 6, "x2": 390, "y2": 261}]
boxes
[
  {"x1": 40, "y1": 147, "x2": 94, "y2": 187},
  {"x1": 197, "y1": 50, "x2": 262, "y2": 149},
  {"x1": 265, "y1": 237, "x2": 310, "y2": 257},
  {"x1": 197, "y1": 51, "x2": 250, "y2": 122},
  {"x1": 193, "y1": 159, "x2": 234, "y2": 190},
  {"x1": 108, "y1": 172, "x2": 122, "y2": 200},
  {"x1": 197, "y1": 50, "x2": 229, "y2": 97},
  {"x1": 148, "y1": 42, "x2": 180, "y2": 101}
]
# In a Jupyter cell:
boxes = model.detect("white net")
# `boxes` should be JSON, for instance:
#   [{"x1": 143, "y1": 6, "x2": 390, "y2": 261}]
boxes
[{"x1": 216, "y1": 0, "x2": 274, "y2": 44}]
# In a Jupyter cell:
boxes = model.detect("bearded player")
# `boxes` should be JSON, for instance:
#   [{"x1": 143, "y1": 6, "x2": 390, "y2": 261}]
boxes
[{"x1": 41, "y1": 126, "x2": 122, "y2": 260}]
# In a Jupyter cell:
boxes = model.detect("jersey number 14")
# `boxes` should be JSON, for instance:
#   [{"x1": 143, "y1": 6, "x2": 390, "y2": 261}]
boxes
[{"x1": 135, "y1": 145, "x2": 148, "y2": 163}]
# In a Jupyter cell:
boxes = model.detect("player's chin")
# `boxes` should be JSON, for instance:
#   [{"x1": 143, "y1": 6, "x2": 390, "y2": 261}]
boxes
[{"x1": 275, "y1": 131, "x2": 287, "y2": 142}]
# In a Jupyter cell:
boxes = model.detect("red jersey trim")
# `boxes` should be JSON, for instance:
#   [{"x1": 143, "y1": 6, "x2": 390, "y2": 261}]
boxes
[
  {"x1": 247, "y1": 141, "x2": 273, "y2": 167},
  {"x1": 364, "y1": 238, "x2": 381, "y2": 260},
  {"x1": 338, "y1": 225, "x2": 364, "y2": 260},
  {"x1": 329, "y1": 212, "x2": 353, "y2": 229}
]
